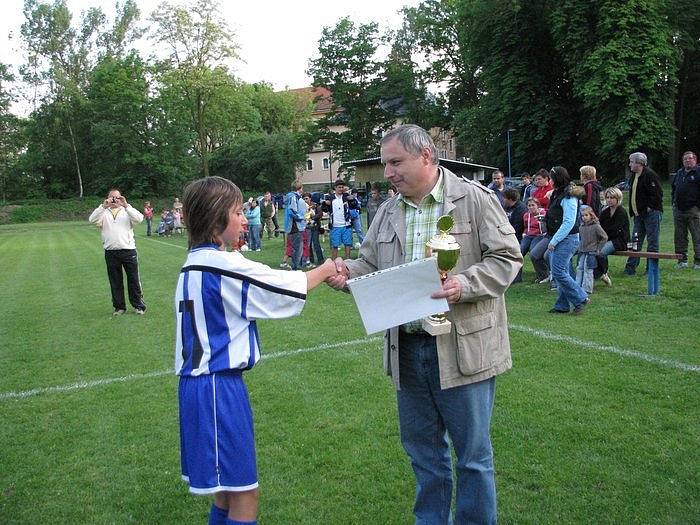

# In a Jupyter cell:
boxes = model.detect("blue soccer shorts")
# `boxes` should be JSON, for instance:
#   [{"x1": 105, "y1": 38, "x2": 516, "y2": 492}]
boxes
[
  {"x1": 330, "y1": 226, "x2": 353, "y2": 248},
  {"x1": 178, "y1": 371, "x2": 258, "y2": 494}
]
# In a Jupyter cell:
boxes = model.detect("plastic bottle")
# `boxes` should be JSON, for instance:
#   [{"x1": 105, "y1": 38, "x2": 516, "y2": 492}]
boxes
[{"x1": 632, "y1": 231, "x2": 639, "y2": 251}]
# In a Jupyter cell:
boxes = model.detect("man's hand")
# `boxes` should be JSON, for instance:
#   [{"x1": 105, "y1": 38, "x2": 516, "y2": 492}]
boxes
[
  {"x1": 118, "y1": 196, "x2": 128, "y2": 208},
  {"x1": 326, "y1": 257, "x2": 349, "y2": 290},
  {"x1": 102, "y1": 198, "x2": 111, "y2": 209},
  {"x1": 431, "y1": 276, "x2": 462, "y2": 304}
]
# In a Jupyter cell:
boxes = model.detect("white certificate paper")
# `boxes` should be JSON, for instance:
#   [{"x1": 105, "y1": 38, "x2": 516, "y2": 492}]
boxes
[{"x1": 346, "y1": 257, "x2": 449, "y2": 335}]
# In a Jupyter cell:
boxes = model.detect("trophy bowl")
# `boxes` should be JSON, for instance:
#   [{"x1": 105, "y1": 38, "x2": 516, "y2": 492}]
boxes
[{"x1": 422, "y1": 215, "x2": 461, "y2": 335}]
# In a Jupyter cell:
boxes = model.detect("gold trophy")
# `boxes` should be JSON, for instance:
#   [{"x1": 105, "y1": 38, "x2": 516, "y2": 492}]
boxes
[{"x1": 422, "y1": 215, "x2": 460, "y2": 336}]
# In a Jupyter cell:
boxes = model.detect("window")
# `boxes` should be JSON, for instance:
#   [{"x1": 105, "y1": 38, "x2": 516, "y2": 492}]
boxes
[
  {"x1": 322, "y1": 157, "x2": 330, "y2": 170},
  {"x1": 449, "y1": 139, "x2": 454, "y2": 152},
  {"x1": 306, "y1": 159, "x2": 313, "y2": 171}
]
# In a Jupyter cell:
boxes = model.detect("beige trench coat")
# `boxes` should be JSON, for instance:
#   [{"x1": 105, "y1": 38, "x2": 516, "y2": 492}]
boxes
[{"x1": 345, "y1": 167, "x2": 523, "y2": 390}]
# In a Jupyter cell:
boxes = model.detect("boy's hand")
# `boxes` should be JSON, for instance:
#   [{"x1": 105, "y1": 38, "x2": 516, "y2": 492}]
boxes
[{"x1": 326, "y1": 258, "x2": 349, "y2": 289}]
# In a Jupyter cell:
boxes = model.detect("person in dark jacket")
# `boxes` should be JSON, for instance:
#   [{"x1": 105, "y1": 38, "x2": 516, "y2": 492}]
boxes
[
  {"x1": 580, "y1": 165, "x2": 603, "y2": 217},
  {"x1": 503, "y1": 188, "x2": 527, "y2": 283},
  {"x1": 624, "y1": 152, "x2": 663, "y2": 275},
  {"x1": 597, "y1": 187, "x2": 630, "y2": 285},
  {"x1": 671, "y1": 151, "x2": 700, "y2": 268},
  {"x1": 546, "y1": 167, "x2": 588, "y2": 314}
]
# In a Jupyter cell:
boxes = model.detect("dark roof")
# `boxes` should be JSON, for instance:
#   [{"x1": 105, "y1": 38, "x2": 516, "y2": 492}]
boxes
[{"x1": 342, "y1": 156, "x2": 498, "y2": 172}]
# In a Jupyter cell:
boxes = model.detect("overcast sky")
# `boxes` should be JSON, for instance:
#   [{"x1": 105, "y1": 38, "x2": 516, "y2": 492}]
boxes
[{"x1": 1, "y1": 0, "x2": 420, "y2": 91}]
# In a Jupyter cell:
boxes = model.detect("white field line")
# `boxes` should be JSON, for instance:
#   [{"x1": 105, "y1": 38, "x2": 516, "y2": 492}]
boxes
[
  {"x1": 509, "y1": 324, "x2": 699, "y2": 372},
  {"x1": 140, "y1": 236, "x2": 187, "y2": 250},
  {"x1": 0, "y1": 337, "x2": 382, "y2": 401},
  {"x1": 2, "y1": 325, "x2": 697, "y2": 402}
]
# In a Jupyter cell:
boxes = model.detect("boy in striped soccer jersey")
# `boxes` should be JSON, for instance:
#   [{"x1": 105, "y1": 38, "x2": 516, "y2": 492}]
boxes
[{"x1": 175, "y1": 177, "x2": 337, "y2": 525}]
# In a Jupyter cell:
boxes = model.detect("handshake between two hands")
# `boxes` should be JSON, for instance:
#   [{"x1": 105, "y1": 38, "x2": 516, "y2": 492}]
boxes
[{"x1": 321, "y1": 257, "x2": 462, "y2": 304}]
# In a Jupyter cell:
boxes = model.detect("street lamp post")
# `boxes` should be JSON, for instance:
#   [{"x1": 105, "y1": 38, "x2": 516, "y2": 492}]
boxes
[{"x1": 506, "y1": 128, "x2": 515, "y2": 179}]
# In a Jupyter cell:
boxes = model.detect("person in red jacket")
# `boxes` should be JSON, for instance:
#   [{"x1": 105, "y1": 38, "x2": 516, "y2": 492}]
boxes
[{"x1": 531, "y1": 169, "x2": 554, "y2": 209}]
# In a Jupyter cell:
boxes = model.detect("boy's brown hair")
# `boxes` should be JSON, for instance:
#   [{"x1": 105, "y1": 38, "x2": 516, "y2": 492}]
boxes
[{"x1": 182, "y1": 176, "x2": 243, "y2": 249}]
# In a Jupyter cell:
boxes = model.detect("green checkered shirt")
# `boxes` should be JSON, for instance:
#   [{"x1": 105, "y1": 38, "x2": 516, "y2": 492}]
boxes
[{"x1": 399, "y1": 171, "x2": 444, "y2": 331}]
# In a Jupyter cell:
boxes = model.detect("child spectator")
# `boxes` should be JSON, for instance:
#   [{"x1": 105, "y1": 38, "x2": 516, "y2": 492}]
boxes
[
  {"x1": 580, "y1": 165, "x2": 603, "y2": 217},
  {"x1": 576, "y1": 205, "x2": 608, "y2": 293},
  {"x1": 244, "y1": 199, "x2": 262, "y2": 251},
  {"x1": 157, "y1": 213, "x2": 167, "y2": 236},
  {"x1": 143, "y1": 201, "x2": 154, "y2": 236},
  {"x1": 164, "y1": 209, "x2": 175, "y2": 237},
  {"x1": 175, "y1": 177, "x2": 336, "y2": 525},
  {"x1": 172, "y1": 208, "x2": 184, "y2": 236},
  {"x1": 503, "y1": 188, "x2": 527, "y2": 282},
  {"x1": 521, "y1": 198, "x2": 548, "y2": 279},
  {"x1": 306, "y1": 199, "x2": 325, "y2": 265}
]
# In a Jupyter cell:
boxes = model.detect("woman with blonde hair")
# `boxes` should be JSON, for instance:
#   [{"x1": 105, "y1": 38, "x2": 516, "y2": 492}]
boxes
[{"x1": 597, "y1": 186, "x2": 630, "y2": 285}]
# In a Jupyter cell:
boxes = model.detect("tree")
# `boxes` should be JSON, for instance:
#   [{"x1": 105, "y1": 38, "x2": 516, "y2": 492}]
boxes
[
  {"x1": 402, "y1": 0, "x2": 478, "y2": 124},
  {"x1": 150, "y1": 0, "x2": 239, "y2": 177},
  {"x1": 308, "y1": 17, "x2": 393, "y2": 162},
  {"x1": 0, "y1": 63, "x2": 24, "y2": 202},
  {"x1": 550, "y1": 0, "x2": 679, "y2": 176},
  {"x1": 85, "y1": 53, "x2": 154, "y2": 196},
  {"x1": 378, "y1": 26, "x2": 447, "y2": 131},
  {"x1": 19, "y1": 0, "x2": 142, "y2": 197},
  {"x1": 210, "y1": 131, "x2": 307, "y2": 193},
  {"x1": 452, "y1": 0, "x2": 583, "y2": 173}
]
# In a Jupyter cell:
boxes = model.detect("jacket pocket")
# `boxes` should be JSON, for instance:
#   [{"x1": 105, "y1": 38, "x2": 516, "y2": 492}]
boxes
[
  {"x1": 453, "y1": 313, "x2": 496, "y2": 375},
  {"x1": 376, "y1": 230, "x2": 397, "y2": 266}
]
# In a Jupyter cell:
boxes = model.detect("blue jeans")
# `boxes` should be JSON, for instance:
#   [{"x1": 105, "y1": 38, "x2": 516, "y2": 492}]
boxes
[
  {"x1": 248, "y1": 224, "x2": 261, "y2": 250},
  {"x1": 309, "y1": 229, "x2": 324, "y2": 264},
  {"x1": 397, "y1": 333, "x2": 497, "y2": 525},
  {"x1": 351, "y1": 216, "x2": 364, "y2": 243},
  {"x1": 529, "y1": 235, "x2": 551, "y2": 281},
  {"x1": 288, "y1": 231, "x2": 303, "y2": 270},
  {"x1": 625, "y1": 209, "x2": 662, "y2": 272},
  {"x1": 551, "y1": 234, "x2": 587, "y2": 312},
  {"x1": 145, "y1": 217, "x2": 152, "y2": 236}
]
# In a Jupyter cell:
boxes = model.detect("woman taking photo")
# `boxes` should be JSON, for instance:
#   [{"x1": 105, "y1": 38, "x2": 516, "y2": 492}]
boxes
[{"x1": 546, "y1": 166, "x2": 589, "y2": 314}]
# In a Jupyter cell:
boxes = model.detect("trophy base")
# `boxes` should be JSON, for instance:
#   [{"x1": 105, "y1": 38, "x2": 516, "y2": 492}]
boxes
[{"x1": 422, "y1": 316, "x2": 452, "y2": 336}]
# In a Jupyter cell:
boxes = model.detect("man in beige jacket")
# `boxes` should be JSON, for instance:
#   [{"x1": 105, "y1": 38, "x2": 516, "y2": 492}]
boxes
[{"x1": 328, "y1": 124, "x2": 522, "y2": 524}]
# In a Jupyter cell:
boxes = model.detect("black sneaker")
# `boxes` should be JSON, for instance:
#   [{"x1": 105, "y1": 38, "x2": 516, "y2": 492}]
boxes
[
  {"x1": 572, "y1": 299, "x2": 590, "y2": 315},
  {"x1": 548, "y1": 308, "x2": 569, "y2": 314}
]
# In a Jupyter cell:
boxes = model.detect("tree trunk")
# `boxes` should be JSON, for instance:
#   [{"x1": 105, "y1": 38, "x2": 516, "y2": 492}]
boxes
[
  {"x1": 670, "y1": 55, "x2": 689, "y2": 174},
  {"x1": 196, "y1": 93, "x2": 209, "y2": 177},
  {"x1": 67, "y1": 120, "x2": 84, "y2": 198}
]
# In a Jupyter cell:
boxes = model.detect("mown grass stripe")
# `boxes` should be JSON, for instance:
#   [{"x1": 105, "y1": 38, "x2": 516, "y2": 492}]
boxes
[
  {"x1": 0, "y1": 336, "x2": 382, "y2": 400},
  {"x1": 510, "y1": 324, "x2": 699, "y2": 372}
]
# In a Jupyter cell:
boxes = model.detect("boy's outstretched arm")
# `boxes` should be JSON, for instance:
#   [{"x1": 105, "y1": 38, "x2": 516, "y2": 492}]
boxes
[{"x1": 305, "y1": 259, "x2": 338, "y2": 291}]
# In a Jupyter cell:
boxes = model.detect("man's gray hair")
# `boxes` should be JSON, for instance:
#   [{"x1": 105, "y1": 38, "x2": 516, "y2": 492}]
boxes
[
  {"x1": 629, "y1": 152, "x2": 648, "y2": 166},
  {"x1": 381, "y1": 124, "x2": 439, "y2": 165}
]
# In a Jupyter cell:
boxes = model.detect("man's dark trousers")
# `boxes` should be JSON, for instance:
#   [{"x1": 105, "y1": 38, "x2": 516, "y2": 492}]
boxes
[{"x1": 105, "y1": 249, "x2": 146, "y2": 311}]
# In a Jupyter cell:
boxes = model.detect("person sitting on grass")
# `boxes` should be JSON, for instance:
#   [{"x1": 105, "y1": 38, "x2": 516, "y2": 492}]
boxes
[
  {"x1": 575, "y1": 205, "x2": 608, "y2": 294},
  {"x1": 164, "y1": 209, "x2": 175, "y2": 237},
  {"x1": 175, "y1": 176, "x2": 337, "y2": 525}
]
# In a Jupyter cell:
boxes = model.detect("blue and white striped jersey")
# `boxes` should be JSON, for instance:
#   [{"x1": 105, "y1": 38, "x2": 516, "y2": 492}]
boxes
[{"x1": 175, "y1": 244, "x2": 307, "y2": 376}]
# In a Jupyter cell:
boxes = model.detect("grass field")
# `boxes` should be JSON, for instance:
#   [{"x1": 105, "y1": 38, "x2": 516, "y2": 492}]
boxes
[{"x1": 1, "y1": 198, "x2": 698, "y2": 524}]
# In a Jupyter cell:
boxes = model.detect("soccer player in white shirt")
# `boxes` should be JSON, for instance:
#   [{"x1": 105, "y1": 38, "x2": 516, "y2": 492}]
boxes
[{"x1": 175, "y1": 177, "x2": 336, "y2": 525}]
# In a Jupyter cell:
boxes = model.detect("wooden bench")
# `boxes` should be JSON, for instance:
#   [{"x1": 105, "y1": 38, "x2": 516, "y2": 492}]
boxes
[{"x1": 611, "y1": 250, "x2": 682, "y2": 295}]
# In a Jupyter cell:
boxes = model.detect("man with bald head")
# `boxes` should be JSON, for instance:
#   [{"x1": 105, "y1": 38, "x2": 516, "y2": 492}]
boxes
[{"x1": 327, "y1": 124, "x2": 522, "y2": 523}]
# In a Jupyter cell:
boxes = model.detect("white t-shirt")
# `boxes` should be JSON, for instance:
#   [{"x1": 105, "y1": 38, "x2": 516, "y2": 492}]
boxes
[{"x1": 332, "y1": 194, "x2": 346, "y2": 227}]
